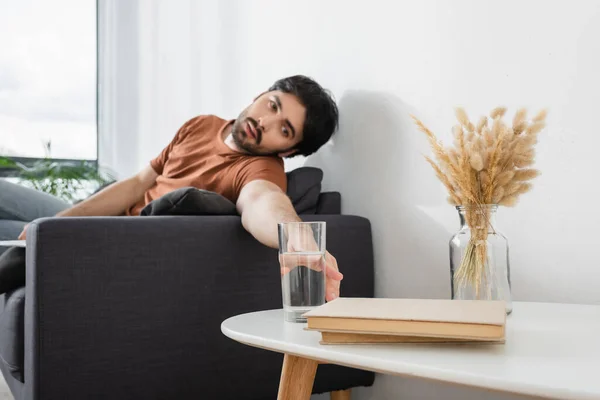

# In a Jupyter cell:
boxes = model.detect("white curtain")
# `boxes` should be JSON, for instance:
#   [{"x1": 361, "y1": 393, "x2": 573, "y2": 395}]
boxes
[
  {"x1": 97, "y1": 0, "x2": 138, "y2": 179},
  {"x1": 97, "y1": 0, "x2": 304, "y2": 178},
  {"x1": 97, "y1": 0, "x2": 196, "y2": 179}
]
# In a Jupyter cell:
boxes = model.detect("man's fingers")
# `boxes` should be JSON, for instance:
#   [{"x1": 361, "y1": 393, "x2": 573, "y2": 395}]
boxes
[
  {"x1": 326, "y1": 280, "x2": 339, "y2": 301},
  {"x1": 325, "y1": 265, "x2": 343, "y2": 280},
  {"x1": 324, "y1": 252, "x2": 343, "y2": 280},
  {"x1": 280, "y1": 251, "x2": 342, "y2": 301},
  {"x1": 18, "y1": 224, "x2": 29, "y2": 240},
  {"x1": 324, "y1": 252, "x2": 341, "y2": 301}
]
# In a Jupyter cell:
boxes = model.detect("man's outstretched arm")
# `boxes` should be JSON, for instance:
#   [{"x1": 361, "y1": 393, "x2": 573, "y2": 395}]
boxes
[{"x1": 236, "y1": 179, "x2": 343, "y2": 301}]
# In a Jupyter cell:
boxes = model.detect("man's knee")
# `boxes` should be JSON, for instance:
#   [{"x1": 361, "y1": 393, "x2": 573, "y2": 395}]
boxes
[
  {"x1": 0, "y1": 221, "x2": 27, "y2": 255},
  {"x1": 0, "y1": 180, "x2": 69, "y2": 221}
]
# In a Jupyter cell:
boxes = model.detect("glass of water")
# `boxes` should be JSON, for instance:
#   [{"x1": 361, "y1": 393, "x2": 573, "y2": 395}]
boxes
[{"x1": 278, "y1": 221, "x2": 326, "y2": 323}]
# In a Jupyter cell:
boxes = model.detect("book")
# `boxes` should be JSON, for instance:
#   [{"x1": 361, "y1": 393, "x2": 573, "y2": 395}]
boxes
[
  {"x1": 303, "y1": 298, "x2": 506, "y2": 341},
  {"x1": 318, "y1": 331, "x2": 505, "y2": 345}
]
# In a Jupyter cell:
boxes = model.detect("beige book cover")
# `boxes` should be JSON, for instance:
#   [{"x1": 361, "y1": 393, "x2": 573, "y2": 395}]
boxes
[
  {"x1": 319, "y1": 331, "x2": 506, "y2": 345},
  {"x1": 304, "y1": 298, "x2": 506, "y2": 340}
]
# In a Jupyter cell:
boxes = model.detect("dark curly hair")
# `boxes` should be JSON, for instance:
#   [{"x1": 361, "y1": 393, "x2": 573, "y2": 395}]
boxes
[{"x1": 268, "y1": 75, "x2": 339, "y2": 157}]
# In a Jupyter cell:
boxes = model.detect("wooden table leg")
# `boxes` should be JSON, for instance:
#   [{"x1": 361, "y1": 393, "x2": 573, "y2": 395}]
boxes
[
  {"x1": 277, "y1": 353, "x2": 319, "y2": 400},
  {"x1": 330, "y1": 389, "x2": 351, "y2": 400}
]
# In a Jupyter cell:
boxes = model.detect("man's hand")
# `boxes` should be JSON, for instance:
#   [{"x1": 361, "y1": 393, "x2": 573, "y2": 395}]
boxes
[
  {"x1": 18, "y1": 224, "x2": 29, "y2": 240},
  {"x1": 279, "y1": 250, "x2": 343, "y2": 302},
  {"x1": 238, "y1": 179, "x2": 344, "y2": 301},
  {"x1": 280, "y1": 222, "x2": 343, "y2": 301},
  {"x1": 324, "y1": 251, "x2": 343, "y2": 301}
]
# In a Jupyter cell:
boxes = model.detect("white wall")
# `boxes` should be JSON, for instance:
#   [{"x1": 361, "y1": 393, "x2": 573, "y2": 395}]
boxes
[{"x1": 107, "y1": 1, "x2": 600, "y2": 398}]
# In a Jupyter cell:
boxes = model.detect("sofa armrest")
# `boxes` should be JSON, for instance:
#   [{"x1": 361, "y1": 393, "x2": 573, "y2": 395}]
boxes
[{"x1": 24, "y1": 215, "x2": 374, "y2": 400}]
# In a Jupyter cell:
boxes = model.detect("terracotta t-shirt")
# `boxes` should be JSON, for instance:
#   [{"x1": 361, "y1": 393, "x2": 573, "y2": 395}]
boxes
[{"x1": 126, "y1": 115, "x2": 287, "y2": 216}]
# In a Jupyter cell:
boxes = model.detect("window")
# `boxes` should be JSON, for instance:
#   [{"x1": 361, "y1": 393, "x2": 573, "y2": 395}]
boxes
[{"x1": 0, "y1": 0, "x2": 97, "y2": 161}]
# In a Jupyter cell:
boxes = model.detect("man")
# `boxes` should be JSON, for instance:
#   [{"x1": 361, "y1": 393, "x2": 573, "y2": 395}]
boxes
[{"x1": 7, "y1": 75, "x2": 343, "y2": 301}]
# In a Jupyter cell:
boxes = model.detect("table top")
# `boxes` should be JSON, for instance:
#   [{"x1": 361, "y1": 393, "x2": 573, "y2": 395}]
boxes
[
  {"x1": 221, "y1": 301, "x2": 600, "y2": 400},
  {"x1": 0, "y1": 240, "x2": 26, "y2": 248}
]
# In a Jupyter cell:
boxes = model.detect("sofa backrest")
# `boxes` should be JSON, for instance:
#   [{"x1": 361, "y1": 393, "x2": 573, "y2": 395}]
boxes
[
  {"x1": 315, "y1": 192, "x2": 341, "y2": 215},
  {"x1": 286, "y1": 167, "x2": 341, "y2": 215}
]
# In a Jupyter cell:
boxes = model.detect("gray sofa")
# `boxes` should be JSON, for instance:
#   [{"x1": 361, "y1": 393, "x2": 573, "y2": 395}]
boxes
[{"x1": 0, "y1": 189, "x2": 375, "y2": 399}]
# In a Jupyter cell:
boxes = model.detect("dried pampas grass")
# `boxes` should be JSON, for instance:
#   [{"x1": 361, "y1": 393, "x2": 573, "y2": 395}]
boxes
[
  {"x1": 412, "y1": 107, "x2": 545, "y2": 208},
  {"x1": 412, "y1": 107, "x2": 547, "y2": 297}
]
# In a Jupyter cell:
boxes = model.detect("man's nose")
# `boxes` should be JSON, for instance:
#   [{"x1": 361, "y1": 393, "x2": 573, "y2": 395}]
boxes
[{"x1": 258, "y1": 115, "x2": 277, "y2": 133}]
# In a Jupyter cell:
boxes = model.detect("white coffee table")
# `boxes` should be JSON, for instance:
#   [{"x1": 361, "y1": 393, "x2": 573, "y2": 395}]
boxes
[
  {"x1": 221, "y1": 301, "x2": 600, "y2": 400},
  {"x1": 0, "y1": 240, "x2": 26, "y2": 248}
]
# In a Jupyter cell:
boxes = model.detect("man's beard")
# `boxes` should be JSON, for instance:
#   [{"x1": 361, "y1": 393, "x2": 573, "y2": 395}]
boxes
[{"x1": 230, "y1": 111, "x2": 280, "y2": 157}]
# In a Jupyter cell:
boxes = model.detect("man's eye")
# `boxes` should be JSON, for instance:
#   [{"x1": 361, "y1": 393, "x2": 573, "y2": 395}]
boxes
[
  {"x1": 269, "y1": 101, "x2": 277, "y2": 110},
  {"x1": 282, "y1": 127, "x2": 289, "y2": 137}
]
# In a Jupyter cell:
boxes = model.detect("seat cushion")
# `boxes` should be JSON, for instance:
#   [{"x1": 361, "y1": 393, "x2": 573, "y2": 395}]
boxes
[{"x1": 0, "y1": 286, "x2": 25, "y2": 382}]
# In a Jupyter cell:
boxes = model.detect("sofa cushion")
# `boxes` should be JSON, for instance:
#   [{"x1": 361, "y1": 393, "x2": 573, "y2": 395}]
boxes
[
  {"x1": 316, "y1": 192, "x2": 342, "y2": 214},
  {"x1": 0, "y1": 286, "x2": 25, "y2": 382},
  {"x1": 285, "y1": 167, "x2": 323, "y2": 214},
  {"x1": 140, "y1": 167, "x2": 325, "y2": 216},
  {"x1": 140, "y1": 187, "x2": 237, "y2": 216}
]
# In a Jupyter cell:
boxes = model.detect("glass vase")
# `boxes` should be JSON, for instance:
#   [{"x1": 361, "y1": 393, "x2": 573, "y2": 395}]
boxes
[{"x1": 449, "y1": 205, "x2": 512, "y2": 314}]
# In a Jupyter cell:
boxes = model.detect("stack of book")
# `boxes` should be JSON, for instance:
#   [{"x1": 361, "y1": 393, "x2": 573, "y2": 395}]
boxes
[{"x1": 303, "y1": 298, "x2": 506, "y2": 344}]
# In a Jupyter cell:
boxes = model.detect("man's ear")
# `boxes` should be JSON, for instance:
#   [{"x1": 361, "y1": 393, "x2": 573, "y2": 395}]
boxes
[{"x1": 278, "y1": 149, "x2": 297, "y2": 158}]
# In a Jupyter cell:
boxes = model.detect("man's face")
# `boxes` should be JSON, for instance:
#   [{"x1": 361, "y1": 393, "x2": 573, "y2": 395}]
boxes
[{"x1": 231, "y1": 91, "x2": 306, "y2": 157}]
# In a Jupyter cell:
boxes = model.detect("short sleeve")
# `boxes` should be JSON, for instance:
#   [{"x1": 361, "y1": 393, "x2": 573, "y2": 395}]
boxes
[
  {"x1": 234, "y1": 157, "x2": 287, "y2": 200},
  {"x1": 150, "y1": 116, "x2": 204, "y2": 174}
]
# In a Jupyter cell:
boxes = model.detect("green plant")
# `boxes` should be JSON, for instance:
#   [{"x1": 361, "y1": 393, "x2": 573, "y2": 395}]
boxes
[{"x1": 0, "y1": 156, "x2": 114, "y2": 203}]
